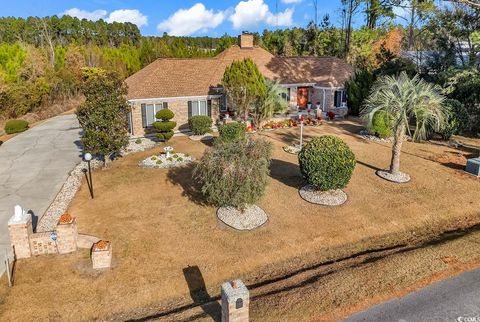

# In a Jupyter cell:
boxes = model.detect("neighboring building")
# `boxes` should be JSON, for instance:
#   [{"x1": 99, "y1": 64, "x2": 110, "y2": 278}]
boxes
[{"x1": 125, "y1": 33, "x2": 353, "y2": 137}]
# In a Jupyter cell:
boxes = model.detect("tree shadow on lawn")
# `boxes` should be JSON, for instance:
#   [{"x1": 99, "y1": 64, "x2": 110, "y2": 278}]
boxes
[
  {"x1": 183, "y1": 265, "x2": 221, "y2": 322},
  {"x1": 269, "y1": 159, "x2": 304, "y2": 188},
  {"x1": 166, "y1": 163, "x2": 208, "y2": 206}
]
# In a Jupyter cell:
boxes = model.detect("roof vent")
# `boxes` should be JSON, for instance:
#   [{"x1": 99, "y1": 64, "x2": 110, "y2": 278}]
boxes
[{"x1": 238, "y1": 33, "x2": 254, "y2": 49}]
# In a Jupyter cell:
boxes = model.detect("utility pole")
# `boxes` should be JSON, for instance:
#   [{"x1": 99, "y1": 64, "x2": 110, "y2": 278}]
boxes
[{"x1": 313, "y1": 0, "x2": 318, "y2": 27}]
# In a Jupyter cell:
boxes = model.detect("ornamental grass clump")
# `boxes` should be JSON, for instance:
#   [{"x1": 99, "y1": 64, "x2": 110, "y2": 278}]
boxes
[
  {"x1": 298, "y1": 136, "x2": 356, "y2": 191},
  {"x1": 194, "y1": 138, "x2": 272, "y2": 210}
]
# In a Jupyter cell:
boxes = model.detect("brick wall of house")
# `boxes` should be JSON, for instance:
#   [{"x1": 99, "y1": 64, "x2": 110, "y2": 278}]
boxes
[{"x1": 130, "y1": 98, "x2": 220, "y2": 138}]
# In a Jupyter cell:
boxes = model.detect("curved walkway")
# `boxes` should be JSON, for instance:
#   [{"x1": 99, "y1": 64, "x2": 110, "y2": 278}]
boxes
[{"x1": 0, "y1": 115, "x2": 82, "y2": 266}]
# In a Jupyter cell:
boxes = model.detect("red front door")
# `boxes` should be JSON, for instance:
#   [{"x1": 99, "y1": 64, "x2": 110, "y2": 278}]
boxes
[{"x1": 297, "y1": 87, "x2": 309, "y2": 109}]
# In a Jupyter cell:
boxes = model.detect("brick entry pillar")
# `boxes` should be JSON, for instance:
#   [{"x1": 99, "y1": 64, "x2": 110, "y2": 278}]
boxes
[
  {"x1": 8, "y1": 205, "x2": 33, "y2": 259},
  {"x1": 56, "y1": 214, "x2": 78, "y2": 254},
  {"x1": 221, "y1": 279, "x2": 249, "y2": 322}
]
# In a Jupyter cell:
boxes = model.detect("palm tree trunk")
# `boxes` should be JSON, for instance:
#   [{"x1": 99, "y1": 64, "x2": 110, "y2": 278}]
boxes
[{"x1": 389, "y1": 124, "x2": 405, "y2": 174}]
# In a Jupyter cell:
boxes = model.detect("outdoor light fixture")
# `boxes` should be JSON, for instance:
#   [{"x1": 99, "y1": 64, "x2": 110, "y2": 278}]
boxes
[{"x1": 83, "y1": 153, "x2": 94, "y2": 199}]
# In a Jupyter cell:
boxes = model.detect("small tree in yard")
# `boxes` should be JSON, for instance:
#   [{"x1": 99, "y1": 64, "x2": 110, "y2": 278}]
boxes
[
  {"x1": 194, "y1": 138, "x2": 272, "y2": 210},
  {"x1": 361, "y1": 72, "x2": 447, "y2": 183},
  {"x1": 76, "y1": 69, "x2": 129, "y2": 167},
  {"x1": 222, "y1": 58, "x2": 266, "y2": 120},
  {"x1": 252, "y1": 80, "x2": 288, "y2": 128}
]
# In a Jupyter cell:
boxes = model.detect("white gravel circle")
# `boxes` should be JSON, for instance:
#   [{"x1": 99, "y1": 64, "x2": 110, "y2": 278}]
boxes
[
  {"x1": 376, "y1": 170, "x2": 411, "y2": 183},
  {"x1": 283, "y1": 145, "x2": 301, "y2": 155},
  {"x1": 299, "y1": 185, "x2": 348, "y2": 206},
  {"x1": 217, "y1": 205, "x2": 268, "y2": 231}
]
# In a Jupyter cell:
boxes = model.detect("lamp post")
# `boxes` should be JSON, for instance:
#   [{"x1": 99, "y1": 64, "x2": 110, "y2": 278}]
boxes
[
  {"x1": 83, "y1": 153, "x2": 94, "y2": 199},
  {"x1": 299, "y1": 115, "x2": 304, "y2": 148}
]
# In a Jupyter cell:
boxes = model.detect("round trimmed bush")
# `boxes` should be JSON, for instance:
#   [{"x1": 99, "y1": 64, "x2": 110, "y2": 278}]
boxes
[
  {"x1": 218, "y1": 122, "x2": 246, "y2": 142},
  {"x1": 155, "y1": 109, "x2": 174, "y2": 120},
  {"x1": 298, "y1": 136, "x2": 356, "y2": 191},
  {"x1": 189, "y1": 115, "x2": 212, "y2": 135},
  {"x1": 370, "y1": 110, "x2": 392, "y2": 139},
  {"x1": 153, "y1": 121, "x2": 177, "y2": 132},
  {"x1": 5, "y1": 119, "x2": 29, "y2": 134}
]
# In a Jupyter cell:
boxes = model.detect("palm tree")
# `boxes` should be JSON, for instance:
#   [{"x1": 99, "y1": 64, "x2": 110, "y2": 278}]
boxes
[
  {"x1": 252, "y1": 80, "x2": 288, "y2": 128},
  {"x1": 361, "y1": 72, "x2": 447, "y2": 183}
]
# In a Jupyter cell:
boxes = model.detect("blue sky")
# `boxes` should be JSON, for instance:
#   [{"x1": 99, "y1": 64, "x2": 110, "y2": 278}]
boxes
[{"x1": 0, "y1": 0, "x2": 353, "y2": 36}]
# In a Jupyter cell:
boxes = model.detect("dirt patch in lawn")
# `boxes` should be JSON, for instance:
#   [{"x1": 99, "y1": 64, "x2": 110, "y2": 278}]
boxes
[{"x1": 0, "y1": 120, "x2": 479, "y2": 321}]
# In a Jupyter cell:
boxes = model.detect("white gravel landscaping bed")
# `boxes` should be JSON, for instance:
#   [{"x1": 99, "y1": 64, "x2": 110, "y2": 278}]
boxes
[
  {"x1": 376, "y1": 170, "x2": 411, "y2": 183},
  {"x1": 139, "y1": 152, "x2": 195, "y2": 169},
  {"x1": 217, "y1": 205, "x2": 268, "y2": 231},
  {"x1": 283, "y1": 145, "x2": 301, "y2": 155},
  {"x1": 358, "y1": 130, "x2": 412, "y2": 143},
  {"x1": 299, "y1": 184, "x2": 348, "y2": 206}
]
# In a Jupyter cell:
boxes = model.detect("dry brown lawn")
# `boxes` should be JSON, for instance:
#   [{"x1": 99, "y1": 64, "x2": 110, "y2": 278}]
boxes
[{"x1": 0, "y1": 119, "x2": 479, "y2": 321}]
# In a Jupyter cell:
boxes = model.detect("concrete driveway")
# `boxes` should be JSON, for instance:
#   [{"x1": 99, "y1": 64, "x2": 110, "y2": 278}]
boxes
[
  {"x1": 344, "y1": 267, "x2": 480, "y2": 322},
  {"x1": 0, "y1": 115, "x2": 82, "y2": 263}
]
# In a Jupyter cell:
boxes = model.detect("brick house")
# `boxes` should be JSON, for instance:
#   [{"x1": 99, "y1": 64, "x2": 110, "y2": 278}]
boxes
[{"x1": 125, "y1": 33, "x2": 353, "y2": 137}]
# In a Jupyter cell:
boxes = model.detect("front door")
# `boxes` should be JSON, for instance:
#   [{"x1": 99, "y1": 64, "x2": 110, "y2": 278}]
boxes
[{"x1": 297, "y1": 87, "x2": 309, "y2": 109}]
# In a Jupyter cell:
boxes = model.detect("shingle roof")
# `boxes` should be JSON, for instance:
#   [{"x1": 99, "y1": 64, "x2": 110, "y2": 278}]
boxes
[{"x1": 125, "y1": 45, "x2": 353, "y2": 100}]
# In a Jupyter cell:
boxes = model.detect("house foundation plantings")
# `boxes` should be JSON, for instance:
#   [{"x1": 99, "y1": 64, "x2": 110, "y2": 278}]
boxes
[{"x1": 298, "y1": 135, "x2": 356, "y2": 206}]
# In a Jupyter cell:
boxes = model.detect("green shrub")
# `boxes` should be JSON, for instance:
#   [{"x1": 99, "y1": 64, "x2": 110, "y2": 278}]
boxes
[
  {"x1": 153, "y1": 109, "x2": 175, "y2": 141},
  {"x1": 298, "y1": 136, "x2": 356, "y2": 191},
  {"x1": 189, "y1": 115, "x2": 212, "y2": 135},
  {"x1": 369, "y1": 110, "x2": 393, "y2": 139},
  {"x1": 151, "y1": 156, "x2": 157, "y2": 161},
  {"x1": 194, "y1": 138, "x2": 272, "y2": 210},
  {"x1": 218, "y1": 122, "x2": 246, "y2": 142},
  {"x1": 4, "y1": 119, "x2": 28, "y2": 134},
  {"x1": 438, "y1": 99, "x2": 469, "y2": 140},
  {"x1": 177, "y1": 157, "x2": 184, "y2": 162},
  {"x1": 135, "y1": 138, "x2": 142, "y2": 144},
  {"x1": 155, "y1": 109, "x2": 174, "y2": 120},
  {"x1": 153, "y1": 121, "x2": 177, "y2": 132}
]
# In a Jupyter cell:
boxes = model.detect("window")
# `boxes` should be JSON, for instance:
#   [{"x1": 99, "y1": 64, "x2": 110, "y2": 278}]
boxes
[
  {"x1": 220, "y1": 95, "x2": 228, "y2": 112},
  {"x1": 281, "y1": 88, "x2": 291, "y2": 103},
  {"x1": 334, "y1": 90, "x2": 347, "y2": 108},
  {"x1": 188, "y1": 100, "x2": 211, "y2": 118},
  {"x1": 141, "y1": 102, "x2": 168, "y2": 127}
]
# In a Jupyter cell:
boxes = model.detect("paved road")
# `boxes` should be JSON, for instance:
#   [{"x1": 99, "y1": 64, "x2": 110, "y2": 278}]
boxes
[
  {"x1": 0, "y1": 115, "x2": 82, "y2": 263},
  {"x1": 344, "y1": 268, "x2": 480, "y2": 322}
]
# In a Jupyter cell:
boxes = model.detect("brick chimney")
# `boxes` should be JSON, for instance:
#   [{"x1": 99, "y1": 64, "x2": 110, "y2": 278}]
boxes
[{"x1": 238, "y1": 32, "x2": 254, "y2": 49}]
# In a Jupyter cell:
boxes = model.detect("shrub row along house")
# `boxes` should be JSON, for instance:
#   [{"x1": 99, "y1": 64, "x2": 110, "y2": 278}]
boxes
[{"x1": 125, "y1": 33, "x2": 353, "y2": 137}]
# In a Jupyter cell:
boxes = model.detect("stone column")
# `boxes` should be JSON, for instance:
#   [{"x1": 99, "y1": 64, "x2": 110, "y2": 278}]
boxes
[
  {"x1": 8, "y1": 205, "x2": 33, "y2": 259},
  {"x1": 56, "y1": 214, "x2": 78, "y2": 254},
  {"x1": 221, "y1": 279, "x2": 249, "y2": 322}
]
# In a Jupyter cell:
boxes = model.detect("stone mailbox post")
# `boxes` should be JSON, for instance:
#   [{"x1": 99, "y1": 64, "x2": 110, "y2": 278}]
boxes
[
  {"x1": 221, "y1": 279, "x2": 249, "y2": 322},
  {"x1": 56, "y1": 213, "x2": 78, "y2": 254},
  {"x1": 8, "y1": 205, "x2": 33, "y2": 259}
]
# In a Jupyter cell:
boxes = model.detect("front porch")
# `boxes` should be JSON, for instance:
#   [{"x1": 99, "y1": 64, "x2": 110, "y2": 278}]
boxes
[{"x1": 280, "y1": 84, "x2": 348, "y2": 117}]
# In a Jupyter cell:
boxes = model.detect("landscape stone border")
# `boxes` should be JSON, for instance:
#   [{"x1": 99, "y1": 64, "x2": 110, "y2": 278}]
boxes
[
  {"x1": 376, "y1": 170, "x2": 411, "y2": 183},
  {"x1": 299, "y1": 184, "x2": 348, "y2": 206},
  {"x1": 217, "y1": 205, "x2": 268, "y2": 231}
]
